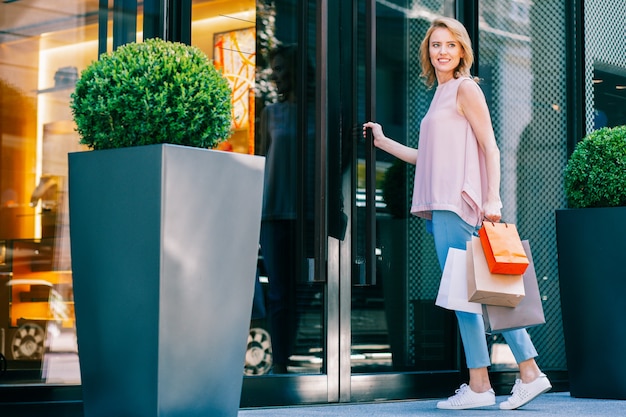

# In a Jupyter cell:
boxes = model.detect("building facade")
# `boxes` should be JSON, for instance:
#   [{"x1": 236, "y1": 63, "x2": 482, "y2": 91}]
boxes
[{"x1": 0, "y1": 0, "x2": 624, "y2": 409}]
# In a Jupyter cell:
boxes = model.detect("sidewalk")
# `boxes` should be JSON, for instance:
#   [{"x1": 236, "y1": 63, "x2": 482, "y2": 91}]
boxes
[{"x1": 238, "y1": 392, "x2": 625, "y2": 416}]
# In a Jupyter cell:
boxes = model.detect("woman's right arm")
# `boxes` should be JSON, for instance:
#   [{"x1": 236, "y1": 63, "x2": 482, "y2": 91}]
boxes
[{"x1": 362, "y1": 122, "x2": 418, "y2": 165}]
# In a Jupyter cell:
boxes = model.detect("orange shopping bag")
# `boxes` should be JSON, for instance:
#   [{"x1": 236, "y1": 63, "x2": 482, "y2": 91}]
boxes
[{"x1": 478, "y1": 221, "x2": 529, "y2": 275}]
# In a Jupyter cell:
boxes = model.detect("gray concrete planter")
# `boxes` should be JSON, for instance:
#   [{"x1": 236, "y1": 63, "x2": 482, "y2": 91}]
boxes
[
  {"x1": 68, "y1": 144, "x2": 265, "y2": 417},
  {"x1": 556, "y1": 206, "x2": 626, "y2": 400}
]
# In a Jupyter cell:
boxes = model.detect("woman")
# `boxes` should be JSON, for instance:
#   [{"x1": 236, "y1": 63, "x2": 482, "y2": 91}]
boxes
[{"x1": 363, "y1": 17, "x2": 551, "y2": 410}]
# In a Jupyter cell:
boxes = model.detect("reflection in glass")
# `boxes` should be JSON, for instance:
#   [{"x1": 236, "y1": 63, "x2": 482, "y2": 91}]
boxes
[
  {"x1": 0, "y1": 0, "x2": 102, "y2": 384},
  {"x1": 253, "y1": 0, "x2": 322, "y2": 375},
  {"x1": 195, "y1": 0, "x2": 323, "y2": 376},
  {"x1": 593, "y1": 64, "x2": 626, "y2": 129}
]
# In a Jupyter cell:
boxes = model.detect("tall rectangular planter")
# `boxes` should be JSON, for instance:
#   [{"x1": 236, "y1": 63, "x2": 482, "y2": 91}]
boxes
[
  {"x1": 68, "y1": 144, "x2": 265, "y2": 417},
  {"x1": 556, "y1": 207, "x2": 626, "y2": 400}
]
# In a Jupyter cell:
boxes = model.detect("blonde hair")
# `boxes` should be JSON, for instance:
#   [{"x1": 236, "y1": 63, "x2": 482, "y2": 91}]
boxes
[{"x1": 419, "y1": 17, "x2": 475, "y2": 88}]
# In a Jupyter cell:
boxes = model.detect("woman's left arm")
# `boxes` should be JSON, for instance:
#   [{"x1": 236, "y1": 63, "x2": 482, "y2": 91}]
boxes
[{"x1": 457, "y1": 79, "x2": 502, "y2": 222}]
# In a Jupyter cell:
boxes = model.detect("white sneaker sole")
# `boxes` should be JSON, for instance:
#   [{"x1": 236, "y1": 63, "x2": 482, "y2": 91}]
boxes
[
  {"x1": 437, "y1": 398, "x2": 496, "y2": 410},
  {"x1": 499, "y1": 380, "x2": 552, "y2": 410}
]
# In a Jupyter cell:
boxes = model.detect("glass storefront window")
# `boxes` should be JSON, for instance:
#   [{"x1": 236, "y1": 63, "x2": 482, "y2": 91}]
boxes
[
  {"x1": 592, "y1": 65, "x2": 626, "y2": 129},
  {"x1": 1, "y1": 0, "x2": 322, "y2": 387},
  {"x1": 0, "y1": 0, "x2": 582, "y2": 406},
  {"x1": 0, "y1": 1, "x2": 102, "y2": 383},
  {"x1": 585, "y1": 1, "x2": 626, "y2": 131},
  {"x1": 192, "y1": 0, "x2": 323, "y2": 377},
  {"x1": 192, "y1": 0, "x2": 257, "y2": 154}
]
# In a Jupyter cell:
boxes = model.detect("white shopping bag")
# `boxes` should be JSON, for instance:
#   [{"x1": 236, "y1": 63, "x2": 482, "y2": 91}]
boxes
[{"x1": 436, "y1": 247, "x2": 482, "y2": 314}]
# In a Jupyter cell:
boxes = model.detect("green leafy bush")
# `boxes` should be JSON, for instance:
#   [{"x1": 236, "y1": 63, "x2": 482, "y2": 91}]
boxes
[
  {"x1": 564, "y1": 125, "x2": 626, "y2": 208},
  {"x1": 70, "y1": 38, "x2": 232, "y2": 150}
]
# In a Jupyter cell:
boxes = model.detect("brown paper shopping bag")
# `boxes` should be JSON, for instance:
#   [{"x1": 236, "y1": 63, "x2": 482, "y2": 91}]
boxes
[
  {"x1": 467, "y1": 237, "x2": 525, "y2": 307},
  {"x1": 478, "y1": 221, "x2": 529, "y2": 275},
  {"x1": 435, "y1": 247, "x2": 482, "y2": 314},
  {"x1": 482, "y1": 240, "x2": 545, "y2": 333}
]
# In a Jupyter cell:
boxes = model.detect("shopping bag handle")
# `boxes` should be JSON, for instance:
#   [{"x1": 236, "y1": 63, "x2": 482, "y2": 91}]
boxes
[{"x1": 482, "y1": 217, "x2": 510, "y2": 227}]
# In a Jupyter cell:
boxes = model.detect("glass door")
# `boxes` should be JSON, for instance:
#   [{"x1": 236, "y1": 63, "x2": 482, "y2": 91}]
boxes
[
  {"x1": 348, "y1": 0, "x2": 465, "y2": 400},
  {"x1": 239, "y1": 0, "x2": 466, "y2": 406},
  {"x1": 238, "y1": 0, "x2": 467, "y2": 406},
  {"x1": 232, "y1": 0, "x2": 330, "y2": 406}
]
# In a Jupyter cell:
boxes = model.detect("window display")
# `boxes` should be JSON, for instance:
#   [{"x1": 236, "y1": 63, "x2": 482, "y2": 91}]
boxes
[{"x1": 0, "y1": 1, "x2": 100, "y2": 383}]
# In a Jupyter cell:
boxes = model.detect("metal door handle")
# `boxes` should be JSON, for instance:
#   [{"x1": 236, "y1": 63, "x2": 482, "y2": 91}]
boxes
[{"x1": 364, "y1": 0, "x2": 376, "y2": 286}]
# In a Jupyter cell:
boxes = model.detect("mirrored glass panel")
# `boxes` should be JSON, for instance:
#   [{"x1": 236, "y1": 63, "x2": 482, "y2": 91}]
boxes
[
  {"x1": 592, "y1": 64, "x2": 626, "y2": 129},
  {"x1": 193, "y1": 0, "x2": 323, "y2": 377}
]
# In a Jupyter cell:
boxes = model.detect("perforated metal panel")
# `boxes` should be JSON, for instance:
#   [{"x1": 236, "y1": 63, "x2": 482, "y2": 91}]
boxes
[
  {"x1": 406, "y1": 9, "x2": 442, "y2": 365},
  {"x1": 479, "y1": 0, "x2": 569, "y2": 371},
  {"x1": 584, "y1": 0, "x2": 626, "y2": 130}
]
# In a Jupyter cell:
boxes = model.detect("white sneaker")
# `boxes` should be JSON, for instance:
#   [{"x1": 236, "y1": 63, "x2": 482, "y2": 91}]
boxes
[
  {"x1": 499, "y1": 373, "x2": 552, "y2": 410},
  {"x1": 436, "y1": 384, "x2": 496, "y2": 410}
]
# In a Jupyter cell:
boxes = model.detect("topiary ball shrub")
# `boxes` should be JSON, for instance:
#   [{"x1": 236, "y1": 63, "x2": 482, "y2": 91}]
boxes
[
  {"x1": 564, "y1": 125, "x2": 626, "y2": 208},
  {"x1": 70, "y1": 38, "x2": 232, "y2": 150}
]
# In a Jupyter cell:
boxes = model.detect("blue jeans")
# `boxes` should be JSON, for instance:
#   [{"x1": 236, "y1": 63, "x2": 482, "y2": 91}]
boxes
[{"x1": 430, "y1": 210, "x2": 538, "y2": 369}]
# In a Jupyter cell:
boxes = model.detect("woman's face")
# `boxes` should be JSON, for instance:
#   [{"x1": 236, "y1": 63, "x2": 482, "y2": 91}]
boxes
[
  {"x1": 270, "y1": 54, "x2": 292, "y2": 96},
  {"x1": 428, "y1": 27, "x2": 465, "y2": 81}
]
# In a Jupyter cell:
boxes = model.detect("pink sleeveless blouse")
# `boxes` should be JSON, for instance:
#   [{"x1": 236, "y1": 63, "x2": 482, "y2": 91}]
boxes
[{"x1": 410, "y1": 76, "x2": 489, "y2": 227}]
